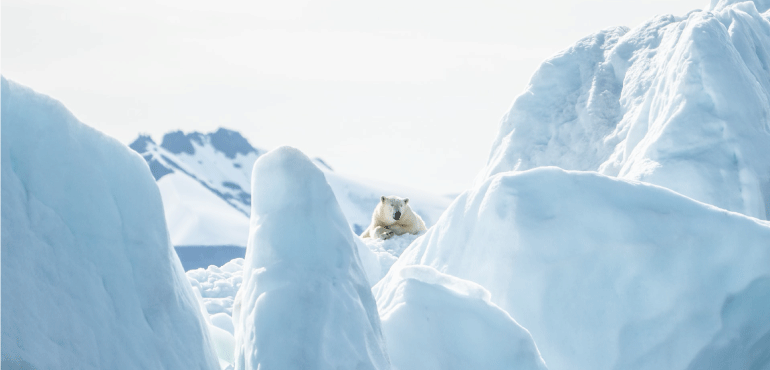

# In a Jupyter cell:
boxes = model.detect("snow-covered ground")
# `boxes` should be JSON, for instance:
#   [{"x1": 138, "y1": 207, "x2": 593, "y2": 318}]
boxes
[
  {"x1": 1, "y1": 77, "x2": 219, "y2": 370},
  {"x1": 479, "y1": 0, "x2": 770, "y2": 220}
]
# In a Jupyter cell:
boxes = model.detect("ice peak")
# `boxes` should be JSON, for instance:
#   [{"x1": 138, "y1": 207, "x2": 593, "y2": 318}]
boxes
[
  {"x1": 249, "y1": 146, "x2": 342, "y2": 246},
  {"x1": 233, "y1": 146, "x2": 390, "y2": 369}
]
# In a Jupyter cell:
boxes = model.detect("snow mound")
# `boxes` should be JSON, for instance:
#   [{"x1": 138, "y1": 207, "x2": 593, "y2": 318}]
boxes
[
  {"x1": 0, "y1": 77, "x2": 219, "y2": 370},
  {"x1": 383, "y1": 167, "x2": 770, "y2": 370},
  {"x1": 374, "y1": 265, "x2": 548, "y2": 370},
  {"x1": 480, "y1": 3, "x2": 770, "y2": 219},
  {"x1": 232, "y1": 146, "x2": 390, "y2": 370}
]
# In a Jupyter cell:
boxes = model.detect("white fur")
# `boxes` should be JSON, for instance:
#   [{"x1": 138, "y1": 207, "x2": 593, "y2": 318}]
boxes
[{"x1": 360, "y1": 195, "x2": 427, "y2": 240}]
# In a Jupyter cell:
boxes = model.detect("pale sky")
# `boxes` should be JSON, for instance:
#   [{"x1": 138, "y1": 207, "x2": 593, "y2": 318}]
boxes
[{"x1": 2, "y1": 0, "x2": 705, "y2": 195}]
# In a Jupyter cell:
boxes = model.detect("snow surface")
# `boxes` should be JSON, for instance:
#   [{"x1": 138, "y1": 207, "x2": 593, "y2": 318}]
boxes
[
  {"x1": 479, "y1": 1, "x2": 770, "y2": 220},
  {"x1": 159, "y1": 172, "x2": 250, "y2": 247},
  {"x1": 0, "y1": 76, "x2": 219, "y2": 369},
  {"x1": 374, "y1": 265, "x2": 548, "y2": 370},
  {"x1": 379, "y1": 167, "x2": 770, "y2": 370},
  {"x1": 232, "y1": 146, "x2": 390, "y2": 370}
]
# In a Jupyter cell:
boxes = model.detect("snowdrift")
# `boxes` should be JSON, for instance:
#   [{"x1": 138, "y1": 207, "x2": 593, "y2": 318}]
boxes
[
  {"x1": 0, "y1": 77, "x2": 219, "y2": 369},
  {"x1": 479, "y1": 0, "x2": 770, "y2": 219},
  {"x1": 374, "y1": 265, "x2": 548, "y2": 370},
  {"x1": 232, "y1": 146, "x2": 390, "y2": 370},
  {"x1": 378, "y1": 167, "x2": 770, "y2": 370}
]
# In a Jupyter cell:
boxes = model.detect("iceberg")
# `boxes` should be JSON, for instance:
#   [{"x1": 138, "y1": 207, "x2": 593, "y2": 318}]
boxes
[
  {"x1": 1, "y1": 77, "x2": 219, "y2": 369},
  {"x1": 232, "y1": 146, "x2": 389, "y2": 370},
  {"x1": 479, "y1": 1, "x2": 770, "y2": 219},
  {"x1": 382, "y1": 167, "x2": 770, "y2": 370},
  {"x1": 374, "y1": 265, "x2": 548, "y2": 370}
]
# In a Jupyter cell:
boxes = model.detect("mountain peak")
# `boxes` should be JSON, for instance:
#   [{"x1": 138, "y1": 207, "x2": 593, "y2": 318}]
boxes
[
  {"x1": 128, "y1": 134, "x2": 155, "y2": 153},
  {"x1": 160, "y1": 130, "x2": 199, "y2": 155},
  {"x1": 209, "y1": 128, "x2": 257, "y2": 159},
  {"x1": 153, "y1": 128, "x2": 257, "y2": 159}
]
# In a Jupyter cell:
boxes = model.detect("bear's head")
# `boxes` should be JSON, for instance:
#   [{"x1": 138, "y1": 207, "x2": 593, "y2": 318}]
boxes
[{"x1": 379, "y1": 195, "x2": 409, "y2": 223}]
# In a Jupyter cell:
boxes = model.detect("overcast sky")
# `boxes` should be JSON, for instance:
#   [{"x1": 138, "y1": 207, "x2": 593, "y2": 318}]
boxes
[{"x1": 3, "y1": 0, "x2": 705, "y2": 195}]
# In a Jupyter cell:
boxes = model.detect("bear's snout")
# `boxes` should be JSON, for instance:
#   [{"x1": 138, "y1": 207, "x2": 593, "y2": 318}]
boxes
[{"x1": 394, "y1": 211, "x2": 401, "y2": 220}]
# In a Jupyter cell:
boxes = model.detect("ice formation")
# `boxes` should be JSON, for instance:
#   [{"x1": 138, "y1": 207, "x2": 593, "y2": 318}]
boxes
[
  {"x1": 479, "y1": 1, "x2": 770, "y2": 220},
  {"x1": 1, "y1": 77, "x2": 219, "y2": 369},
  {"x1": 232, "y1": 146, "x2": 390, "y2": 370},
  {"x1": 380, "y1": 167, "x2": 770, "y2": 370},
  {"x1": 375, "y1": 265, "x2": 548, "y2": 370},
  {"x1": 187, "y1": 258, "x2": 245, "y2": 317}
]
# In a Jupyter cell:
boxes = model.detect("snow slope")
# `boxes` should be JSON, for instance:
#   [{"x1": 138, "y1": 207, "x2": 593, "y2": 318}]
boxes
[
  {"x1": 131, "y1": 131, "x2": 451, "y2": 254},
  {"x1": 159, "y1": 171, "x2": 250, "y2": 247},
  {"x1": 232, "y1": 146, "x2": 390, "y2": 370},
  {"x1": 130, "y1": 130, "x2": 260, "y2": 216},
  {"x1": 378, "y1": 167, "x2": 770, "y2": 370},
  {"x1": 129, "y1": 131, "x2": 259, "y2": 250},
  {"x1": 479, "y1": 0, "x2": 770, "y2": 220},
  {"x1": 375, "y1": 265, "x2": 548, "y2": 370},
  {"x1": 1, "y1": 77, "x2": 219, "y2": 369}
]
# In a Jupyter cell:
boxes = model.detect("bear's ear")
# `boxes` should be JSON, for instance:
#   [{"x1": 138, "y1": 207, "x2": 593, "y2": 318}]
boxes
[
  {"x1": 381, "y1": 196, "x2": 386, "y2": 203},
  {"x1": 404, "y1": 198, "x2": 409, "y2": 204}
]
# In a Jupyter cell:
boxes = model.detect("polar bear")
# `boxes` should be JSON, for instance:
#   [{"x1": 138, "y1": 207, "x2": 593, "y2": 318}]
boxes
[{"x1": 360, "y1": 195, "x2": 427, "y2": 240}]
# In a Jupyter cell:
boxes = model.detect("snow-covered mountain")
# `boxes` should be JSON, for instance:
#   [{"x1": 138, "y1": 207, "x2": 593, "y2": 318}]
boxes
[
  {"x1": 130, "y1": 129, "x2": 261, "y2": 217},
  {"x1": 1, "y1": 77, "x2": 220, "y2": 369},
  {"x1": 130, "y1": 129, "x2": 452, "y2": 269},
  {"x1": 478, "y1": 0, "x2": 770, "y2": 220}
]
